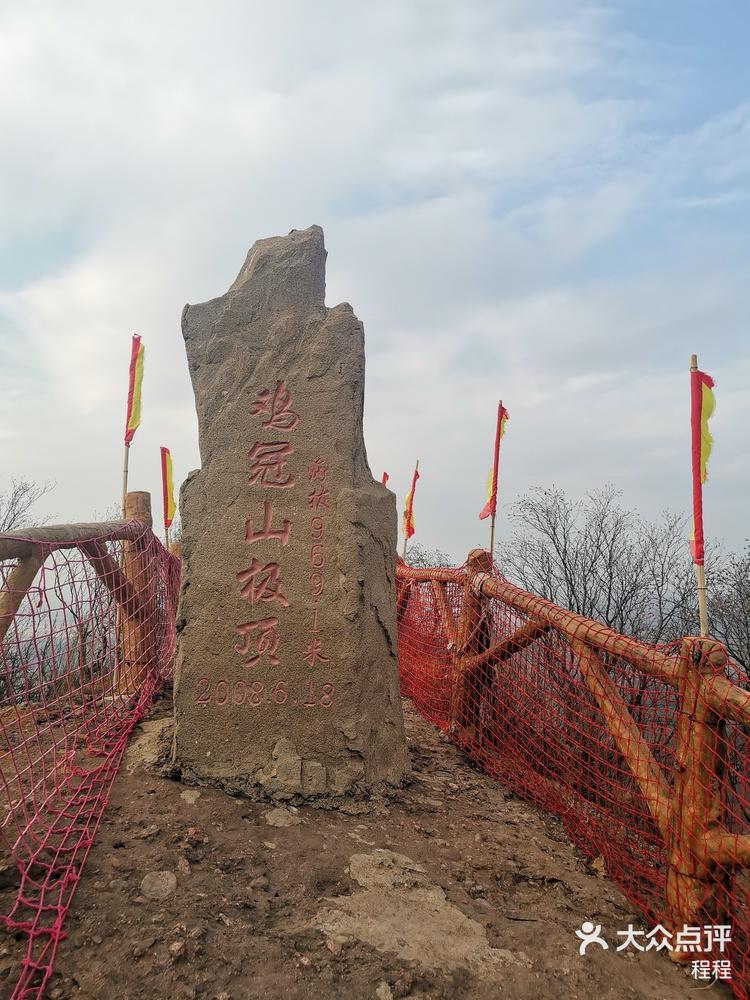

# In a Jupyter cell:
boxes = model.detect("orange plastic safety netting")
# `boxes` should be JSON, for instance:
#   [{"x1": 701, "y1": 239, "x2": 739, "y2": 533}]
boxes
[
  {"x1": 3, "y1": 532, "x2": 750, "y2": 994},
  {"x1": 396, "y1": 558, "x2": 750, "y2": 995},
  {"x1": 0, "y1": 522, "x2": 178, "y2": 998}
]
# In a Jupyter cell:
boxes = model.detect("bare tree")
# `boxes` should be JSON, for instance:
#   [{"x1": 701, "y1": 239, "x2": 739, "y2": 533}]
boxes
[
  {"x1": 405, "y1": 542, "x2": 454, "y2": 569},
  {"x1": 709, "y1": 546, "x2": 750, "y2": 671},
  {"x1": 168, "y1": 514, "x2": 182, "y2": 545},
  {"x1": 0, "y1": 479, "x2": 54, "y2": 532},
  {"x1": 496, "y1": 485, "x2": 713, "y2": 646}
]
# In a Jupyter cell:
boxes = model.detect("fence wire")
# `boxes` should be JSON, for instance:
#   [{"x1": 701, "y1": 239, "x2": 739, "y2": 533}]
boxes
[
  {"x1": 397, "y1": 563, "x2": 750, "y2": 997},
  {"x1": 3, "y1": 534, "x2": 749, "y2": 996},
  {"x1": 0, "y1": 524, "x2": 178, "y2": 999}
]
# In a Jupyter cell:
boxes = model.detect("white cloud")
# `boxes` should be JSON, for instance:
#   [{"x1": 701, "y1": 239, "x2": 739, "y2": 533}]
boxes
[{"x1": 0, "y1": 1, "x2": 748, "y2": 560}]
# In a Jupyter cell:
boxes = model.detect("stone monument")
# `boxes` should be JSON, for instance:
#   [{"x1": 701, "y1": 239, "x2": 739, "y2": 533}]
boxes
[{"x1": 173, "y1": 225, "x2": 408, "y2": 798}]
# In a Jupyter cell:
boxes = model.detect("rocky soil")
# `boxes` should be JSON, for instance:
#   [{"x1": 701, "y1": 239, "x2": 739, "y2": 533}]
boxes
[{"x1": 1, "y1": 694, "x2": 727, "y2": 999}]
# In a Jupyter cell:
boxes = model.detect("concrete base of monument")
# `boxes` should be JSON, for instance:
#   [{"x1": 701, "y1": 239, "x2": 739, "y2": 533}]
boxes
[{"x1": 171, "y1": 731, "x2": 410, "y2": 805}]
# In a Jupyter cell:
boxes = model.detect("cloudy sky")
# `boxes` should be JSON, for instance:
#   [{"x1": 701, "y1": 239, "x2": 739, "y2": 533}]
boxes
[{"x1": 1, "y1": 1, "x2": 748, "y2": 559}]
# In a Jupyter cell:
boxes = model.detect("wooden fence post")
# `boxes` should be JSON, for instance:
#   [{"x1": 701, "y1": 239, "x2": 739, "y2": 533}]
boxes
[
  {"x1": 395, "y1": 554, "x2": 412, "y2": 630},
  {"x1": 452, "y1": 548, "x2": 494, "y2": 741},
  {"x1": 665, "y1": 636, "x2": 729, "y2": 956},
  {"x1": 571, "y1": 638, "x2": 671, "y2": 840},
  {"x1": 118, "y1": 492, "x2": 154, "y2": 695},
  {"x1": 0, "y1": 552, "x2": 44, "y2": 647}
]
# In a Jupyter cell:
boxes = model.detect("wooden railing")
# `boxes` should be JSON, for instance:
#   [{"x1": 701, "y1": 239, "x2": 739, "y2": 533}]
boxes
[
  {"x1": 0, "y1": 491, "x2": 180, "y2": 999},
  {"x1": 0, "y1": 491, "x2": 159, "y2": 695},
  {"x1": 396, "y1": 548, "x2": 750, "y2": 958}
]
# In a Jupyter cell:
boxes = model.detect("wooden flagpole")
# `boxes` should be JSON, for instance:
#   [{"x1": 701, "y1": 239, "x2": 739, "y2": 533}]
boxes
[
  {"x1": 691, "y1": 354, "x2": 709, "y2": 637},
  {"x1": 488, "y1": 400, "x2": 503, "y2": 558},
  {"x1": 121, "y1": 444, "x2": 130, "y2": 518},
  {"x1": 160, "y1": 446, "x2": 170, "y2": 546}
]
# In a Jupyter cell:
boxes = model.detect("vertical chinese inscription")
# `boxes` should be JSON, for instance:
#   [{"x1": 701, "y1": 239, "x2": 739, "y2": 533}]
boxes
[
  {"x1": 304, "y1": 458, "x2": 330, "y2": 668},
  {"x1": 235, "y1": 380, "x2": 298, "y2": 671},
  {"x1": 194, "y1": 379, "x2": 334, "y2": 710}
]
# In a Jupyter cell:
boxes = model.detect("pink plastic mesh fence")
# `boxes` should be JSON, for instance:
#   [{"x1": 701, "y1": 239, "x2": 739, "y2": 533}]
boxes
[
  {"x1": 3, "y1": 531, "x2": 749, "y2": 995},
  {"x1": 0, "y1": 522, "x2": 178, "y2": 998}
]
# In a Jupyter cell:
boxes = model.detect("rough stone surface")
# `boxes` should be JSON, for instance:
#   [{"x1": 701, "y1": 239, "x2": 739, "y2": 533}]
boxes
[
  {"x1": 124, "y1": 717, "x2": 174, "y2": 773},
  {"x1": 173, "y1": 225, "x2": 408, "y2": 799},
  {"x1": 316, "y1": 850, "x2": 532, "y2": 980},
  {"x1": 264, "y1": 806, "x2": 302, "y2": 828},
  {"x1": 140, "y1": 870, "x2": 177, "y2": 902}
]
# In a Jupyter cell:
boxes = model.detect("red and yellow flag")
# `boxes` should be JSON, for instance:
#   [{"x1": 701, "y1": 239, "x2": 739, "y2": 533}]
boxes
[
  {"x1": 160, "y1": 446, "x2": 176, "y2": 532},
  {"x1": 479, "y1": 403, "x2": 508, "y2": 520},
  {"x1": 381, "y1": 471, "x2": 389, "y2": 486},
  {"x1": 689, "y1": 365, "x2": 715, "y2": 566},
  {"x1": 402, "y1": 462, "x2": 420, "y2": 540},
  {"x1": 478, "y1": 470, "x2": 494, "y2": 520},
  {"x1": 124, "y1": 334, "x2": 145, "y2": 446}
]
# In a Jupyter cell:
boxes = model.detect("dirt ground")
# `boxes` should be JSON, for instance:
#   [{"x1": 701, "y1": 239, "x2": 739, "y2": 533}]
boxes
[{"x1": 2, "y1": 693, "x2": 728, "y2": 1000}]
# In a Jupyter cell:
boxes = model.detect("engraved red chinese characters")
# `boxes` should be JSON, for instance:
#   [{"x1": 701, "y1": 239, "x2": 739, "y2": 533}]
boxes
[
  {"x1": 235, "y1": 379, "x2": 298, "y2": 677},
  {"x1": 304, "y1": 457, "x2": 330, "y2": 667},
  {"x1": 250, "y1": 380, "x2": 300, "y2": 431},
  {"x1": 234, "y1": 617, "x2": 281, "y2": 668},
  {"x1": 307, "y1": 488, "x2": 330, "y2": 511},
  {"x1": 245, "y1": 500, "x2": 291, "y2": 547},
  {"x1": 236, "y1": 559, "x2": 290, "y2": 607},
  {"x1": 304, "y1": 636, "x2": 329, "y2": 668},
  {"x1": 247, "y1": 441, "x2": 295, "y2": 489}
]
